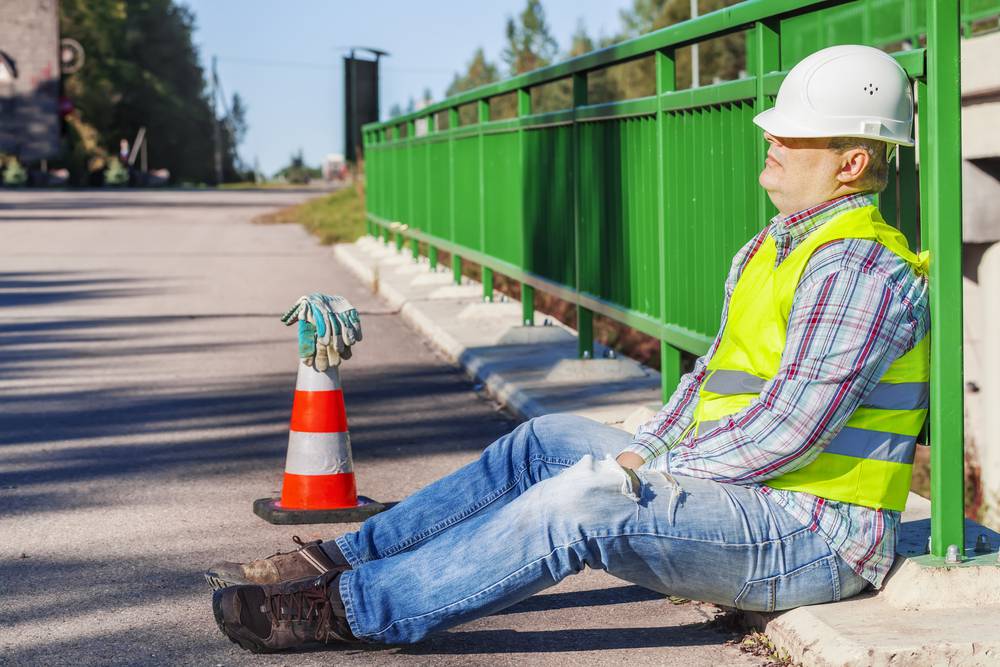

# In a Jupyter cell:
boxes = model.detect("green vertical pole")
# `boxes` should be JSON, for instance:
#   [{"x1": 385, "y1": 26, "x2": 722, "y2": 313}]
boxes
[
  {"x1": 518, "y1": 87, "x2": 534, "y2": 325},
  {"x1": 656, "y1": 48, "x2": 679, "y2": 400},
  {"x1": 429, "y1": 245, "x2": 438, "y2": 271},
  {"x1": 751, "y1": 20, "x2": 780, "y2": 227},
  {"x1": 395, "y1": 229, "x2": 404, "y2": 253},
  {"x1": 407, "y1": 119, "x2": 416, "y2": 242},
  {"x1": 660, "y1": 342, "x2": 682, "y2": 405},
  {"x1": 926, "y1": 1, "x2": 965, "y2": 560},
  {"x1": 411, "y1": 236, "x2": 419, "y2": 262},
  {"x1": 572, "y1": 72, "x2": 592, "y2": 359},
  {"x1": 482, "y1": 266, "x2": 494, "y2": 302},
  {"x1": 522, "y1": 284, "x2": 535, "y2": 326},
  {"x1": 479, "y1": 98, "x2": 493, "y2": 302},
  {"x1": 424, "y1": 113, "x2": 433, "y2": 268},
  {"x1": 449, "y1": 107, "x2": 461, "y2": 285}
]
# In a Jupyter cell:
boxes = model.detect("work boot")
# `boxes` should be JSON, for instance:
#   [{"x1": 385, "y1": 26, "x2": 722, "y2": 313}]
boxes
[
  {"x1": 204, "y1": 536, "x2": 348, "y2": 590},
  {"x1": 212, "y1": 571, "x2": 357, "y2": 653}
]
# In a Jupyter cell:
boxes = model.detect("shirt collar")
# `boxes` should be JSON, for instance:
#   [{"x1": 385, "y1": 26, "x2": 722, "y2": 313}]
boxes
[{"x1": 770, "y1": 193, "x2": 875, "y2": 252}]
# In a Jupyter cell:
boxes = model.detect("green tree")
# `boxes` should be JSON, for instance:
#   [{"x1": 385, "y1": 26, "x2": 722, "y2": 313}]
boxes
[
  {"x1": 615, "y1": 0, "x2": 745, "y2": 91},
  {"x1": 446, "y1": 47, "x2": 500, "y2": 97},
  {"x1": 58, "y1": 0, "x2": 243, "y2": 184},
  {"x1": 502, "y1": 0, "x2": 558, "y2": 75},
  {"x1": 446, "y1": 48, "x2": 501, "y2": 126}
]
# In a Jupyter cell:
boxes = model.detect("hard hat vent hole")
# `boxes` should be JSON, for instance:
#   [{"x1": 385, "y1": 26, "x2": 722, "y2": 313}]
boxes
[{"x1": 863, "y1": 83, "x2": 879, "y2": 96}]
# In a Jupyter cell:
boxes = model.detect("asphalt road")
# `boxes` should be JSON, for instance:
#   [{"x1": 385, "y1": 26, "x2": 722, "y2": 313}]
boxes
[{"x1": 0, "y1": 190, "x2": 761, "y2": 666}]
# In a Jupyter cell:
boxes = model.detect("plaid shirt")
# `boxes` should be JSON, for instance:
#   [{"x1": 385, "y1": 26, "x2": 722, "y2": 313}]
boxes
[{"x1": 623, "y1": 193, "x2": 929, "y2": 587}]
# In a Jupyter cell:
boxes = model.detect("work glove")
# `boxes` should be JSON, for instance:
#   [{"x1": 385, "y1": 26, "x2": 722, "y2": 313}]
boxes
[{"x1": 280, "y1": 293, "x2": 363, "y2": 371}]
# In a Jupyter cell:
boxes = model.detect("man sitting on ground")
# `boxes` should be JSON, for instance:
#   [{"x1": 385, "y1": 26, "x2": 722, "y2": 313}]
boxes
[{"x1": 208, "y1": 45, "x2": 929, "y2": 652}]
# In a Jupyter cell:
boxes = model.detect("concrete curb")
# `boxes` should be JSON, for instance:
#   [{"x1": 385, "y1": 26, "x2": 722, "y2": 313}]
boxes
[{"x1": 334, "y1": 236, "x2": 1000, "y2": 667}]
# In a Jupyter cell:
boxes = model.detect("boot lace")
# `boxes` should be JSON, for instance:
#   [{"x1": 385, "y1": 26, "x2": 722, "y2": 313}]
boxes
[{"x1": 266, "y1": 585, "x2": 336, "y2": 642}]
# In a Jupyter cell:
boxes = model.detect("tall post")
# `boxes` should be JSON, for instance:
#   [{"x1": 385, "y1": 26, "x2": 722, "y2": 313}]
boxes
[
  {"x1": 425, "y1": 112, "x2": 435, "y2": 269},
  {"x1": 690, "y1": 0, "x2": 700, "y2": 88},
  {"x1": 926, "y1": 1, "x2": 965, "y2": 559},
  {"x1": 449, "y1": 107, "x2": 461, "y2": 284},
  {"x1": 212, "y1": 56, "x2": 223, "y2": 185},
  {"x1": 572, "y1": 72, "x2": 592, "y2": 359},
  {"x1": 518, "y1": 87, "x2": 535, "y2": 326},
  {"x1": 751, "y1": 20, "x2": 780, "y2": 227},
  {"x1": 656, "y1": 48, "x2": 680, "y2": 402},
  {"x1": 478, "y1": 98, "x2": 493, "y2": 302}
]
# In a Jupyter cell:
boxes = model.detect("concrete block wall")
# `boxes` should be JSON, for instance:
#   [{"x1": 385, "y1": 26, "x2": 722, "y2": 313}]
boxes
[
  {"x1": 0, "y1": 0, "x2": 59, "y2": 161},
  {"x1": 960, "y1": 32, "x2": 1000, "y2": 528}
]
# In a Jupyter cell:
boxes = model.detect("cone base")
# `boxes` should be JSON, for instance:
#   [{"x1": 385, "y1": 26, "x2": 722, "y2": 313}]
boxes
[{"x1": 252, "y1": 496, "x2": 385, "y2": 525}]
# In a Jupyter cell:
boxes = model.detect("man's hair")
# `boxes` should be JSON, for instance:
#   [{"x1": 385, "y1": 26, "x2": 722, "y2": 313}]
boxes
[{"x1": 828, "y1": 137, "x2": 891, "y2": 194}]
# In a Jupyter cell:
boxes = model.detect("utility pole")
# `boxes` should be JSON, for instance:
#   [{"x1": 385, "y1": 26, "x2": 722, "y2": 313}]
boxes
[{"x1": 212, "y1": 55, "x2": 223, "y2": 185}]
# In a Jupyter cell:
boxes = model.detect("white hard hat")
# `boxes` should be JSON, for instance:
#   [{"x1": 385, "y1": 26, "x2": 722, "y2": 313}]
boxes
[{"x1": 753, "y1": 44, "x2": 914, "y2": 146}]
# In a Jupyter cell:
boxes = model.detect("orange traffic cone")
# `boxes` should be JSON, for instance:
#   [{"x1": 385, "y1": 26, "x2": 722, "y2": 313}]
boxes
[{"x1": 254, "y1": 359, "x2": 385, "y2": 524}]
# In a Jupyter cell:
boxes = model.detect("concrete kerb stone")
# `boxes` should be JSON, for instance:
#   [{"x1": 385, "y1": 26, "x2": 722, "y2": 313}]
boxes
[
  {"x1": 337, "y1": 236, "x2": 1000, "y2": 666},
  {"x1": 747, "y1": 492, "x2": 1000, "y2": 666}
]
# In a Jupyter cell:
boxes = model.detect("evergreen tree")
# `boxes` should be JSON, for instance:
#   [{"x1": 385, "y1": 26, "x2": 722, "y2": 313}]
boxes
[
  {"x1": 58, "y1": 0, "x2": 243, "y2": 184},
  {"x1": 502, "y1": 0, "x2": 558, "y2": 76}
]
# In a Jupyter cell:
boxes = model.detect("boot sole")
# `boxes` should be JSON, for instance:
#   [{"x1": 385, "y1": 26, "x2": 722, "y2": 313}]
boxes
[
  {"x1": 204, "y1": 569, "x2": 250, "y2": 591},
  {"x1": 211, "y1": 589, "x2": 276, "y2": 654}
]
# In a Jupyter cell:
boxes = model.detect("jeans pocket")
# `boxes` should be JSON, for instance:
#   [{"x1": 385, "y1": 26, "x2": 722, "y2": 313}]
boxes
[{"x1": 734, "y1": 555, "x2": 839, "y2": 612}]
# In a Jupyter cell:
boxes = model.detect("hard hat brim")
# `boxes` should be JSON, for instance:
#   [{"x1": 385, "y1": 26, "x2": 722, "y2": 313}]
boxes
[{"x1": 753, "y1": 107, "x2": 915, "y2": 147}]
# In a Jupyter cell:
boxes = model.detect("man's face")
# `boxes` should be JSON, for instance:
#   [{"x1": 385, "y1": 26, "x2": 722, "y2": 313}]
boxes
[{"x1": 759, "y1": 132, "x2": 844, "y2": 215}]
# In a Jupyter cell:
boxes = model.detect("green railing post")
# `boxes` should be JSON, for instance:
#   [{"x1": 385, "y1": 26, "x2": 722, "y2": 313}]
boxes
[
  {"x1": 656, "y1": 47, "x2": 678, "y2": 398},
  {"x1": 429, "y1": 245, "x2": 438, "y2": 271},
  {"x1": 424, "y1": 113, "x2": 434, "y2": 269},
  {"x1": 660, "y1": 342, "x2": 682, "y2": 405},
  {"x1": 395, "y1": 229, "x2": 404, "y2": 253},
  {"x1": 482, "y1": 267, "x2": 494, "y2": 302},
  {"x1": 522, "y1": 284, "x2": 535, "y2": 326},
  {"x1": 478, "y1": 98, "x2": 493, "y2": 302},
  {"x1": 572, "y1": 72, "x2": 593, "y2": 359},
  {"x1": 518, "y1": 87, "x2": 534, "y2": 325},
  {"x1": 926, "y1": 0, "x2": 965, "y2": 559},
  {"x1": 751, "y1": 19, "x2": 780, "y2": 226},
  {"x1": 449, "y1": 107, "x2": 459, "y2": 284},
  {"x1": 411, "y1": 236, "x2": 419, "y2": 262}
]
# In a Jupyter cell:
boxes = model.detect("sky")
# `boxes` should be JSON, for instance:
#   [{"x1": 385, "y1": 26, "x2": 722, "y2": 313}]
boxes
[{"x1": 181, "y1": 0, "x2": 632, "y2": 176}]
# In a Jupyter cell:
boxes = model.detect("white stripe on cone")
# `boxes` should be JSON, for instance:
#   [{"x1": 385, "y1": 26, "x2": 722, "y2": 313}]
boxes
[
  {"x1": 295, "y1": 359, "x2": 342, "y2": 391},
  {"x1": 284, "y1": 431, "x2": 353, "y2": 476}
]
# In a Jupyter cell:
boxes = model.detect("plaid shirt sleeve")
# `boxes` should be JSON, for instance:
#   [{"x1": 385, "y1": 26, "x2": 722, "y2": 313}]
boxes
[{"x1": 664, "y1": 239, "x2": 928, "y2": 483}]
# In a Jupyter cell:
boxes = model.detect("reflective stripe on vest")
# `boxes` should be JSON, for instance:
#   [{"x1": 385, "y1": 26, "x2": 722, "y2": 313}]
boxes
[
  {"x1": 690, "y1": 205, "x2": 929, "y2": 511},
  {"x1": 702, "y1": 369, "x2": 928, "y2": 411}
]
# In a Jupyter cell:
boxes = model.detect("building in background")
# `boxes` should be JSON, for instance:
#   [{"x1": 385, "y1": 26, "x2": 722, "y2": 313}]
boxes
[{"x1": 0, "y1": 0, "x2": 60, "y2": 162}]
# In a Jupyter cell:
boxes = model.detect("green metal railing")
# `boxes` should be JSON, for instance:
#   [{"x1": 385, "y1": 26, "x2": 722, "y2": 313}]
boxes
[{"x1": 362, "y1": 0, "x2": 998, "y2": 562}]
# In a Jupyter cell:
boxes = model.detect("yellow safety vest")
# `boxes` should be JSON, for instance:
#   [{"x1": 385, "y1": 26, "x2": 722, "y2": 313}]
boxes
[{"x1": 691, "y1": 205, "x2": 929, "y2": 511}]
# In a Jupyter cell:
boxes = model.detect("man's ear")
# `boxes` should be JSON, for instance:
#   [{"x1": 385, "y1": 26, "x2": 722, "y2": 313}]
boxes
[{"x1": 837, "y1": 148, "x2": 870, "y2": 186}]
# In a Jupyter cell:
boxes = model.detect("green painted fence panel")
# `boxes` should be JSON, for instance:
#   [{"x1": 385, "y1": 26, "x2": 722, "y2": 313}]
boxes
[
  {"x1": 483, "y1": 132, "x2": 524, "y2": 267},
  {"x1": 428, "y1": 139, "x2": 451, "y2": 239},
  {"x1": 578, "y1": 116, "x2": 661, "y2": 317},
  {"x1": 662, "y1": 101, "x2": 760, "y2": 337},
  {"x1": 452, "y1": 135, "x2": 482, "y2": 250},
  {"x1": 411, "y1": 141, "x2": 430, "y2": 232},
  {"x1": 523, "y1": 126, "x2": 575, "y2": 288}
]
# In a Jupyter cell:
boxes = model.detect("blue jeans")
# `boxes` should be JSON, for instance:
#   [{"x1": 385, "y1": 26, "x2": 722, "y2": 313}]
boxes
[{"x1": 334, "y1": 414, "x2": 868, "y2": 644}]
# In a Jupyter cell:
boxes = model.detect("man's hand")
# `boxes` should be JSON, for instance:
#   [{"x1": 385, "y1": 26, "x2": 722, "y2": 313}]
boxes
[
  {"x1": 616, "y1": 452, "x2": 645, "y2": 470},
  {"x1": 280, "y1": 293, "x2": 362, "y2": 371}
]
